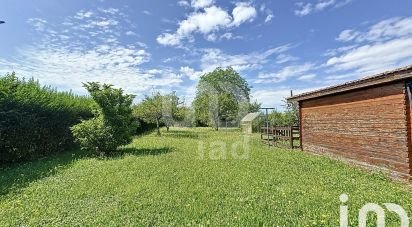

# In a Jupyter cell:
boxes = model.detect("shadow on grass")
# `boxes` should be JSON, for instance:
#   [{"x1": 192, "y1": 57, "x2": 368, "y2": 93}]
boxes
[
  {"x1": 0, "y1": 146, "x2": 174, "y2": 196},
  {"x1": 111, "y1": 147, "x2": 175, "y2": 158},
  {"x1": 165, "y1": 132, "x2": 200, "y2": 139},
  {"x1": 0, "y1": 150, "x2": 87, "y2": 196},
  {"x1": 163, "y1": 129, "x2": 203, "y2": 139}
]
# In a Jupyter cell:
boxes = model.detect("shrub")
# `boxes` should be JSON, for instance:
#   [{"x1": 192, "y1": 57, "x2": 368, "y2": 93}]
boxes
[
  {"x1": 71, "y1": 116, "x2": 117, "y2": 155},
  {"x1": 71, "y1": 82, "x2": 136, "y2": 155},
  {"x1": 0, "y1": 73, "x2": 93, "y2": 162}
]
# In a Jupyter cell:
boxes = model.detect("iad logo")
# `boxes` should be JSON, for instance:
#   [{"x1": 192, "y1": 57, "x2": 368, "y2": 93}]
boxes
[
  {"x1": 339, "y1": 194, "x2": 409, "y2": 227},
  {"x1": 197, "y1": 135, "x2": 249, "y2": 160}
]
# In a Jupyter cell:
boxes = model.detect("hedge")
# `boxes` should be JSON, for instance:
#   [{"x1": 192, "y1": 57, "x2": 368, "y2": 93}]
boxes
[{"x1": 0, "y1": 73, "x2": 93, "y2": 162}]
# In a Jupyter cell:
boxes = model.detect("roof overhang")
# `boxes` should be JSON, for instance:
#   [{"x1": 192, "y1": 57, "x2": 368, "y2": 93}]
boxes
[{"x1": 288, "y1": 64, "x2": 412, "y2": 102}]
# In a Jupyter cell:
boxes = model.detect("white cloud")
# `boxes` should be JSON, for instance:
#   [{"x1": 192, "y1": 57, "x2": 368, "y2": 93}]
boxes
[
  {"x1": 27, "y1": 18, "x2": 47, "y2": 31},
  {"x1": 255, "y1": 63, "x2": 315, "y2": 83},
  {"x1": 199, "y1": 45, "x2": 292, "y2": 72},
  {"x1": 143, "y1": 10, "x2": 152, "y2": 15},
  {"x1": 74, "y1": 10, "x2": 93, "y2": 19},
  {"x1": 231, "y1": 2, "x2": 257, "y2": 27},
  {"x1": 336, "y1": 29, "x2": 359, "y2": 42},
  {"x1": 220, "y1": 32, "x2": 233, "y2": 40},
  {"x1": 314, "y1": 0, "x2": 336, "y2": 11},
  {"x1": 191, "y1": 0, "x2": 215, "y2": 9},
  {"x1": 324, "y1": 45, "x2": 357, "y2": 57},
  {"x1": 297, "y1": 74, "x2": 316, "y2": 81},
  {"x1": 252, "y1": 86, "x2": 323, "y2": 109},
  {"x1": 98, "y1": 8, "x2": 119, "y2": 15},
  {"x1": 157, "y1": 5, "x2": 231, "y2": 46},
  {"x1": 327, "y1": 37, "x2": 412, "y2": 74},
  {"x1": 264, "y1": 13, "x2": 274, "y2": 23},
  {"x1": 178, "y1": 0, "x2": 190, "y2": 7},
  {"x1": 327, "y1": 16, "x2": 412, "y2": 75},
  {"x1": 259, "y1": 3, "x2": 274, "y2": 23},
  {"x1": 178, "y1": 6, "x2": 231, "y2": 34},
  {"x1": 125, "y1": 31, "x2": 137, "y2": 36},
  {"x1": 0, "y1": 44, "x2": 156, "y2": 95},
  {"x1": 337, "y1": 17, "x2": 412, "y2": 43},
  {"x1": 180, "y1": 66, "x2": 204, "y2": 80},
  {"x1": 157, "y1": 33, "x2": 183, "y2": 46},
  {"x1": 275, "y1": 54, "x2": 298, "y2": 64},
  {"x1": 294, "y1": 0, "x2": 351, "y2": 16},
  {"x1": 91, "y1": 19, "x2": 118, "y2": 28},
  {"x1": 175, "y1": 45, "x2": 293, "y2": 82},
  {"x1": 294, "y1": 3, "x2": 312, "y2": 16},
  {"x1": 205, "y1": 33, "x2": 217, "y2": 41},
  {"x1": 157, "y1": 3, "x2": 257, "y2": 46},
  {"x1": 2, "y1": 8, "x2": 182, "y2": 98}
]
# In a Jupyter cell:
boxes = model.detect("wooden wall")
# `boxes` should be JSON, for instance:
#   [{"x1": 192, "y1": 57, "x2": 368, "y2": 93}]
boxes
[{"x1": 300, "y1": 81, "x2": 412, "y2": 179}]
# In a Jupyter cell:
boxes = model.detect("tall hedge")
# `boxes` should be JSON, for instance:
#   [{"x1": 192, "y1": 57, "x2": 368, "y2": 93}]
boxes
[{"x1": 0, "y1": 73, "x2": 93, "y2": 162}]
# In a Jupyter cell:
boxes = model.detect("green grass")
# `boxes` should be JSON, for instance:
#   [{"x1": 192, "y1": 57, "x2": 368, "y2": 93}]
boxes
[{"x1": 1, "y1": 128, "x2": 411, "y2": 226}]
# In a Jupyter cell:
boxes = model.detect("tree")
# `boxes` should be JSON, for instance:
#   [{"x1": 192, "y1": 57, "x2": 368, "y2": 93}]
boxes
[
  {"x1": 283, "y1": 97, "x2": 299, "y2": 126},
  {"x1": 193, "y1": 67, "x2": 251, "y2": 130},
  {"x1": 266, "y1": 98, "x2": 299, "y2": 127},
  {"x1": 71, "y1": 82, "x2": 136, "y2": 155},
  {"x1": 134, "y1": 91, "x2": 185, "y2": 135},
  {"x1": 134, "y1": 92, "x2": 163, "y2": 136},
  {"x1": 162, "y1": 92, "x2": 185, "y2": 132},
  {"x1": 248, "y1": 100, "x2": 261, "y2": 112}
]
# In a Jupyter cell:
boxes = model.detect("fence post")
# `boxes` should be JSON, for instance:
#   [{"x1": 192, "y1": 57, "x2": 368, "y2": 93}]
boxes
[{"x1": 290, "y1": 126, "x2": 293, "y2": 149}]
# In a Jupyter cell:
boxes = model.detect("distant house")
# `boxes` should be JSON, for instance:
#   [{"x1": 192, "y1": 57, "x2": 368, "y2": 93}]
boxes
[{"x1": 288, "y1": 65, "x2": 412, "y2": 180}]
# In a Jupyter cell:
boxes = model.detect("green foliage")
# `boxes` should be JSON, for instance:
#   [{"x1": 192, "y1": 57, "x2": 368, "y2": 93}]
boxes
[
  {"x1": 0, "y1": 73, "x2": 93, "y2": 162},
  {"x1": 133, "y1": 91, "x2": 185, "y2": 135},
  {"x1": 218, "y1": 92, "x2": 239, "y2": 121},
  {"x1": 71, "y1": 82, "x2": 136, "y2": 155},
  {"x1": 70, "y1": 116, "x2": 118, "y2": 154},
  {"x1": 193, "y1": 67, "x2": 252, "y2": 130},
  {"x1": 161, "y1": 91, "x2": 185, "y2": 131},
  {"x1": 134, "y1": 118, "x2": 158, "y2": 135},
  {"x1": 1, "y1": 128, "x2": 412, "y2": 226},
  {"x1": 248, "y1": 100, "x2": 261, "y2": 112},
  {"x1": 251, "y1": 98, "x2": 297, "y2": 132},
  {"x1": 283, "y1": 97, "x2": 299, "y2": 126},
  {"x1": 133, "y1": 92, "x2": 165, "y2": 136}
]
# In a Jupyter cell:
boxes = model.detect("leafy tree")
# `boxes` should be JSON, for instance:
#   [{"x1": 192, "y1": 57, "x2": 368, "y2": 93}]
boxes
[
  {"x1": 219, "y1": 92, "x2": 239, "y2": 121},
  {"x1": 162, "y1": 91, "x2": 185, "y2": 132},
  {"x1": 134, "y1": 92, "x2": 163, "y2": 136},
  {"x1": 266, "y1": 98, "x2": 299, "y2": 127},
  {"x1": 248, "y1": 100, "x2": 261, "y2": 112},
  {"x1": 193, "y1": 67, "x2": 251, "y2": 130},
  {"x1": 71, "y1": 82, "x2": 136, "y2": 155},
  {"x1": 282, "y1": 97, "x2": 299, "y2": 126},
  {"x1": 134, "y1": 91, "x2": 185, "y2": 135}
]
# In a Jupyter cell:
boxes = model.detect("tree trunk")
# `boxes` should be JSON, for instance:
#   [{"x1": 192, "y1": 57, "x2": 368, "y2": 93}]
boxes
[
  {"x1": 166, "y1": 125, "x2": 169, "y2": 132},
  {"x1": 156, "y1": 119, "x2": 161, "y2": 136}
]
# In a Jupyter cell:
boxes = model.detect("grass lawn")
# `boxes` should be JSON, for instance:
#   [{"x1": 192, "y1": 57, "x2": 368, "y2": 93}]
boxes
[{"x1": 1, "y1": 128, "x2": 411, "y2": 226}]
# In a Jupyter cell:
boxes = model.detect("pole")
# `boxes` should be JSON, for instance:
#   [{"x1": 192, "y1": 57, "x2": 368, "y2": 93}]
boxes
[
  {"x1": 260, "y1": 107, "x2": 276, "y2": 147},
  {"x1": 266, "y1": 108, "x2": 269, "y2": 147}
]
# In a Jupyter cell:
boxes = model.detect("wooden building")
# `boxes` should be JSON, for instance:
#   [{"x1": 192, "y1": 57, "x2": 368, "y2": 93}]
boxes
[{"x1": 288, "y1": 65, "x2": 412, "y2": 179}]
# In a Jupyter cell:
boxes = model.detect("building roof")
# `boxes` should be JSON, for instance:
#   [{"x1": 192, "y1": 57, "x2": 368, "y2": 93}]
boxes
[
  {"x1": 241, "y1": 112, "x2": 261, "y2": 122},
  {"x1": 288, "y1": 64, "x2": 412, "y2": 102}
]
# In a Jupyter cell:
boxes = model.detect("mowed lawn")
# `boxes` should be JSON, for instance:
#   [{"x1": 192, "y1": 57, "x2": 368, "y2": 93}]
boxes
[{"x1": 1, "y1": 128, "x2": 412, "y2": 226}]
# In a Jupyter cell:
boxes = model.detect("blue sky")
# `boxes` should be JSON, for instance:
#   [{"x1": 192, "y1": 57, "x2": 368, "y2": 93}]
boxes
[{"x1": 1, "y1": 0, "x2": 412, "y2": 108}]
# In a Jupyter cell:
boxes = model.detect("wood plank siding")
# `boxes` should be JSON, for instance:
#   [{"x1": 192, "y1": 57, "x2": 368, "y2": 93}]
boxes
[{"x1": 300, "y1": 81, "x2": 412, "y2": 179}]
